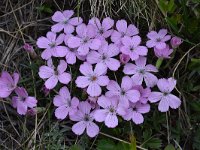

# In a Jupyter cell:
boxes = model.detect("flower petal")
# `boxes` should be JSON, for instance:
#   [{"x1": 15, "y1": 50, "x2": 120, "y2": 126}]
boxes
[
  {"x1": 72, "y1": 121, "x2": 86, "y2": 135},
  {"x1": 148, "y1": 92, "x2": 163, "y2": 103},
  {"x1": 87, "y1": 83, "x2": 102, "y2": 97},
  {"x1": 76, "y1": 76, "x2": 90, "y2": 88},
  {"x1": 86, "y1": 122, "x2": 99, "y2": 137},
  {"x1": 55, "y1": 106, "x2": 69, "y2": 119},
  {"x1": 58, "y1": 72, "x2": 71, "y2": 84},
  {"x1": 105, "y1": 114, "x2": 118, "y2": 128},
  {"x1": 45, "y1": 76, "x2": 58, "y2": 89}
]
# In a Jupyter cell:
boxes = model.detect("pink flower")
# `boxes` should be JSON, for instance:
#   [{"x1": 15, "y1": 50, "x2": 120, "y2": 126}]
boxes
[
  {"x1": 154, "y1": 44, "x2": 173, "y2": 59},
  {"x1": 111, "y1": 20, "x2": 139, "y2": 45},
  {"x1": 121, "y1": 36, "x2": 148, "y2": 60},
  {"x1": 23, "y1": 43, "x2": 34, "y2": 52},
  {"x1": 170, "y1": 36, "x2": 182, "y2": 48},
  {"x1": 51, "y1": 10, "x2": 83, "y2": 33},
  {"x1": 94, "y1": 95, "x2": 126, "y2": 128},
  {"x1": 37, "y1": 32, "x2": 67, "y2": 60},
  {"x1": 53, "y1": 86, "x2": 79, "y2": 119},
  {"x1": 64, "y1": 34, "x2": 87, "y2": 64},
  {"x1": 133, "y1": 85, "x2": 151, "y2": 104},
  {"x1": 70, "y1": 101, "x2": 99, "y2": 137},
  {"x1": 87, "y1": 42, "x2": 120, "y2": 71},
  {"x1": 0, "y1": 72, "x2": 19, "y2": 98},
  {"x1": 119, "y1": 54, "x2": 130, "y2": 64},
  {"x1": 148, "y1": 78, "x2": 181, "y2": 112},
  {"x1": 12, "y1": 87, "x2": 37, "y2": 115},
  {"x1": 41, "y1": 85, "x2": 50, "y2": 96},
  {"x1": 106, "y1": 76, "x2": 140, "y2": 107},
  {"x1": 89, "y1": 17, "x2": 114, "y2": 40},
  {"x1": 39, "y1": 59, "x2": 71, "y2": 89},
  {"x1": 123, "y1": 57, "x2": 158, "y2": 87},
  {"x1": 75, "y1": 62, "x2": 109, "y2": 97},
  {"x1": 146, "y1": 29, "x2": 171, "y2": 49},
  {"x1": 87, "y1": 96, "x2": 99, "y2": 109},
  {"x1": 27, "y1": 108, "x2": 37, "y2": 116},
  {"x1": 122, "y1": 102, "x2": 150, "y2": 124},
  {"x1": 67, "y1": 24, "x2": 101, "y2": 56}
]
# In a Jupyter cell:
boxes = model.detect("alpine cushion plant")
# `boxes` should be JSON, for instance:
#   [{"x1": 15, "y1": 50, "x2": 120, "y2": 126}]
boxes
[{"x1": 33, "y1": 9, "x2": 184, "y2": 138}]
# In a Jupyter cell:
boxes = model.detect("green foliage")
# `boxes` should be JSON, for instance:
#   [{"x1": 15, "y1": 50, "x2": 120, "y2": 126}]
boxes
[
  {"x1": 164, "y1": 144, "x2": 175, "y2": 150},
  {"x1": 37, "y1": 4, "x2": 53, "y2": 13}
]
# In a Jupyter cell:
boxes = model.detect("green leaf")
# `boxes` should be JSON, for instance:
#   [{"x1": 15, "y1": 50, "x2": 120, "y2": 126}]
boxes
[
  {"x1": 143, "y1": 138, "x2": 162, "y2": 149},
  {"x1": 97, "y1": 139, "x2": 116, "y2": 150},
  {"x1": 69, "y1": 145, "x2": 82, "y2": 150},
  {"x1": 36, "y1": 4, "x2": 53, "y2": 13},
  {"x1": 130, "y1": 135, "x2": 137, "y2": 150},
  {"x1": 164, "y1": 144, "x2": 175, "y2": 150}
]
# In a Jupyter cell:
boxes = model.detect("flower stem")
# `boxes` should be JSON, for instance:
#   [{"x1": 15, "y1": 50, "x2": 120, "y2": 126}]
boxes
[{"x1": 156, "y1": 58, "x2": 163, "y2": 69}]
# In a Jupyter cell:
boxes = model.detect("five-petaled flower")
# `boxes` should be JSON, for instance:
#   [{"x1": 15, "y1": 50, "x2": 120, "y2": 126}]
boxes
[
  {"x1": 39, "y1": 59, "x2": 71, "y2": 89},
  {"x1": 76, "y1": 62, "x2": 109, "y2": 97},
  {"x1": 123, "y1": 57, "x2": 158, "y2": 87},
  {"x1": 70, "y1": 101, "x2": 99, "y2": 137},
  {"x1": 148, "y1": 78, "x2": 181, "y2": 112},
  {"x1": 53, "y1": 86, "x2": 79, "y2": 119}
]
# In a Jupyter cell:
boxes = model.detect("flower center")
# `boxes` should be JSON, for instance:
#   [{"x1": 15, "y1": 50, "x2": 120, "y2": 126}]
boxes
[
  {"x1": 54, "y1": 70, "x2": 59, "y2": 75},
  {"x1": 121, "y1": 32, "x2": 126, "y2": 37},
  {"x1": 63, "y1": 19, "x2": 68, "y2": 24},
  {"x1": 139, "y1": 69, "x2": 145, "y2": 74},
  {"x1": 49, "y1": 42, "x2": 56, "y2": 48},
  {"x1": 163, "y1": 92, "x2": 168, "y2": 96},
  {"x1": 84, "y1": 114, "x2": 91, "y2": 121},
  {"x1": 121, "y1": 90, "x2": 126, "y2": 95},
  {"x1": 156, "y1": 38, "x2": 161, "y2": 42},
  {"x1": 82, "y1": 37, "x2": 89, "y2": 43},
  {"x1": 109, "y1": 107, "x2": 115, "y2": 113},
  {"x1": 102, "y1": 54, "x2": 107, "y2": 60},
  {"x1": 99, "y1": 28, "x2": 104, "y2": 34},
  {"x1": 90, "y1": 76, "x2": 97, "y2": 82},
  {"x1": 130, "y1": 46, "x2": 135, "y2": 51},
  {"x1": 132, "y1": 107, "x2": 137, "y2": 111}
]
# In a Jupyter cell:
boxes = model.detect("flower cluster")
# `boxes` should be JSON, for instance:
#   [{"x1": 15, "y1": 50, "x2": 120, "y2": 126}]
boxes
[
  {"x1": 37, "y1": 10, "x2": 182, "y2": 137},
  {"x1": 0, "y1": 72, "x2": 37, "y2": 115}
]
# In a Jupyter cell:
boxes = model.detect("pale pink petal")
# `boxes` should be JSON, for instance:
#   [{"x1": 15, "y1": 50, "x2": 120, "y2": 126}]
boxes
[
  {"x1": 121, "y1": 76, "x2": 133, "y2": 91},
  {"x1": 145, "y1": 65, "x2": 158, "y2": 72},
  {"x1": 106, "y1": 80, "x2": 120, "y2": 92},
  {"x1": 59, "y1": 86, "x2": 70, "y2": 99},
  {"x1": 155, "y1": 42, "x2": 166, "y2": 50},
  {"x1": 78, "y1": 101, "x2": 91, "y2": 114},
  {"x1": 162, "y1": 35, "x2": 171, "y2": 42},
  {"x1": 69, "y1": 17, "x2": 83, "y2": 25},
  {"x1": 66, "y1": 51, "x2": 76, "y2": 64},
  {"x1": 63, "y1": 10, "x2": 74, "y2": 18},
  {"x1": 147, "y1": 31, "x2": 158, "y2": 39},
  {"x1": 17, "y1": 101, "x2": 27, "y2": 115},
  {"x1": 116, "y1": 20, "x2": 127, "y2": 33},
  {"x1": 45, "y1": 76, "x2": 58, "y2": 89},
  {"x1": 131, "y1": 73, "x2": 143, "y2": 85},
  {"x1": 41, "y1": 49, "x2": 52, "y2": 60},
  {"x1": 39, "y1": 66, "x2": 54, "y2": 79},
  {"x1": 47, "y1": 32, "x2": 56, "y2": 41},
  {"x1": 120, "y1": 46, "x2": 131, "y2": 55},
  {"x1": 51, "y1": 23, "x2": 64, "y2": 32},
  {"x1": 158, "y1": 97, "x2": 169, "y2": 112},
  {"x1": 123, "y1": 63, "x2": 137, "y2": 74},
  {"x1": 122, "y1": 109, "x2": 132, "y2": 120},
  {"x1": 25, "y1": 97, "x2": 37, "y2": 108},
  {"x1": 67, "y1": 37, "x2": 81, "y2": 48},
  {"x1": 56, "y1": 34, "x2": 65, "y2": 45},
  {"x1": 53, "y1": 46, "x2": 67, "y2": 57},
  {"x1": 126, "y1": 90, "x2": 140, "y2": 103},
  {"x1": 52, "y1": 11, "x2": 65, "y2": 22},
  {"x1": 86, "y1": 122, "x2": 99, "y2": 137},
  {"x1": 72, "y1": 121, "x2": 86, "y2": 135},
  {"x1": 87, "y1": 83, "x2": 102, "y2": 97},
  {"x1": 126, "y1": 24, "x2": 139, "y2": 36},
  {"x1": 80, "y1": 62, "x2": 93, "y2": 75},
  {"x1": 148, "y1": 92, "x2": 163, "y2": 103},
  {"x1": 129, "y1": 52, "x2": 139, "y2": 60},
  {"x1": 86, "y1": 51, "x2": 101, "y2": 64},
  {"x1": 137, "y1": 103, "x2": 150, "y2": 113},
  {"x1": 89, "y1": 39, "x2": 101, "y2": 50},
  {"x1": 111, "y1": 30, "x2": 121, "y2": 43},
  {"x1": 158, "y1": 29, "x2": 167, "y2": 38},
  {"x1": 57, "y1": 60, "x2": 67, "y2": 74},
  {"x1": 157, "y1": 78, "x2": 169, "y2": 92},
  {"x1": 71, "y1": 97, "x2": 79, "y2": 108},
  {"x1": 135, "y1": 56, "x2": 147, "y2": 67},
  {"x1": 132, "y1": 112, "x2": 144, "y2": 124},
  {"x1": 146, "y1": 40, "x2": 156, "y2": 48},
  {"x1": 64, "y1": 24, "x2": 74, "y2": 34},
  {"x1": 105, "y1": 114, "x2": 118, "y2": 128},
  {"x1": 13, "y1": 73, "x2": 20, "y2": 86},
  {"x1": 105, "y1": 58, "x2": 120, "y2": 71},
  {"x1": 167, "y1": 94, "x2": 181, "y2": 109},
  {"x1": 76, "y1": 24, "x2": 87, "y2": 37},
  {"x1": 94, "y1": 63, "x2": 107, "y2": 76},
  {"x1": 121, "y1": 36, "x2": 132, "y2": 46},
  {"x1": 53, "y1": 95, "x2": 65, "y2": 106},
  {"x1": 70, "y1": 111, "x2": 84, "y2": 121},
  {"x1": 135, "y1": 46, "x2": 148, "y2": 56},
  {"x1": 131, "y1": 35, "x2": 141, "y2": 47},
  {"x1": 89, "y1": 17, "x2": 101, "y2": 28},
  {"x1": 97, "y1": 76, "x2": 109, "y2": 86},
  {"x1": 94, "y1": 109, "x2": 108, "y2": 122},
  {"x1": 75, "y1": 76, "x2": 90, "y2": 88},
  {"x1": 58, "y1": 73, "x2": 71, "y2": 84},
  {"x1": 55, "y1": 106, "x2": 69, "y2": 119},
  {"x1": 36, "y1": 37, "x2": 50, "y2": 48},
  {"x1": 144, "y1": 72, "x2": 158, "y2": 87},
  {"x1": 102, "y1": 17, "x2": 114, "y2": 30},
  {"x1": 107, "y1": 44, "x2": 120, "y2": 57},
  {"x1": 77, "y1": 45, "x2": 90, "y2": 56}
]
